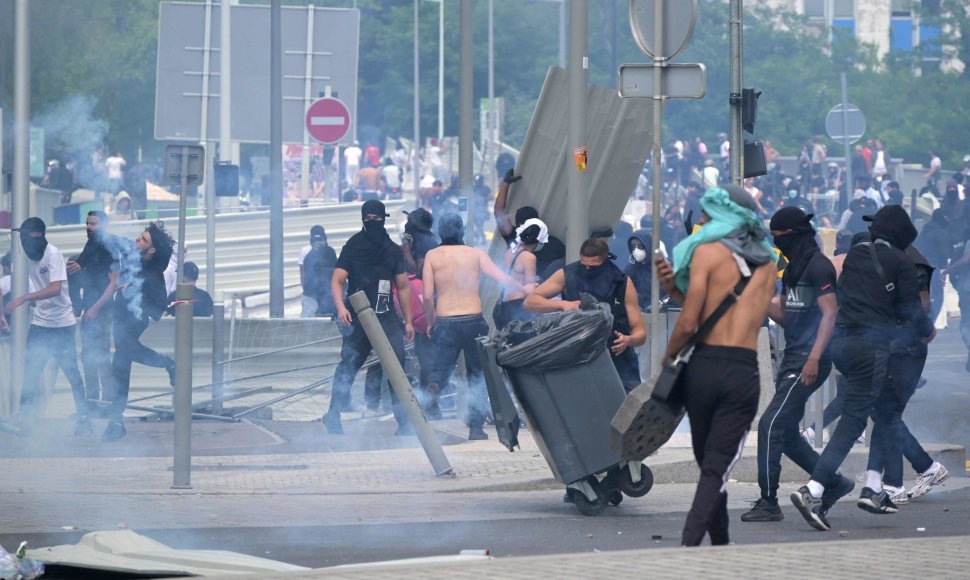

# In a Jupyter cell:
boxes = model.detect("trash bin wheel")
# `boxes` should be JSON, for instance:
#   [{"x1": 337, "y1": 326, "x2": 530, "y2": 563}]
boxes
[
  {"x1": 572, "y1": 478, "x2": 608, "y2": 517},
  {"x1": 608, "y1": 490, "x2": 624, "y2": 506},
  {"x1": 618, "y1": 464, "x2": 654, "y2": 498}
]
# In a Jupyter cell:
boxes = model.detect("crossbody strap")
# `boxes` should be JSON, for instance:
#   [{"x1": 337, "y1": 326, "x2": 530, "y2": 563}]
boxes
[
  {"x1": 672, "y1": 274, "x2": 752, "y2": 363},
  {"x1": 866, "y1": 242, "x2": 895, "y2": 293}
]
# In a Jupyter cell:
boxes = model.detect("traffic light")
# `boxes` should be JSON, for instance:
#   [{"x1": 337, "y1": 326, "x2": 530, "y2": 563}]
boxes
[
  {"x1": 744, "y1": 140, "x2": 767, "y2": 178},
  {"x1": 214, "y1": 163, "x2": 239, "y2": 197},
  {"x1": 741, "y1": 88, "x2": 761, "y2": 134}
]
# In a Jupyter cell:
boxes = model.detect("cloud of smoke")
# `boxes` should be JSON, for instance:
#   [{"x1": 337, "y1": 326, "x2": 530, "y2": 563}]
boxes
[
  {"x1": 100, "y1": 231, "x2": 145, "y2": 320},
  {"x1": 33, "y1": 96, "x2": 109, "y2": 189}
]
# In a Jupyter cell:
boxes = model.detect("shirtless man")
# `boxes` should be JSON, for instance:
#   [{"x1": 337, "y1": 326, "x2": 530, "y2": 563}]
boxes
[
  {"x1": 422, "y1": 212, "x2": 522, "y2": 438},
  {"x1": 355, "y1": 160, "x2": 383, "y2": 200},
  {"x1": 655, "y1": 184, "x2": 776, "y2": 546}
]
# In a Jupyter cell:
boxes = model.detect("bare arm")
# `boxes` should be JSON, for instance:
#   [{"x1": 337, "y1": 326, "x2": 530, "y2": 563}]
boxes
[
  {"x1": 767, "y1": 293, "x2": 785, "y2": 326},
  {"x1": 332, "y1": 268, "x2": 351, "y2": 325},
  {"x1": 422, "y1": 256, "x2": 436, "y2": 331},
  {"x1": 523, "y1": 269, "x2": 579, "y2": 312},
  {"x1": 655, "y1": 255, "x2": 685, "y2": 305},
  {"x1": 609, "y1": 280, "x2": 647, "y2": 355},
  {"x1": 662, "y1": 249, "x2": 712, "y2": 364},
  {"x1": 5, "y1": 281, "x2": 63, "y2": 314},
  {"x1": 493, "y1": 170, "x2": 521, "y2": 237},
  {"x1": 478, "y1": 250, "x2": 524, "y2": 295},
  {"x1": 395, "y1": 272, "x2": 415, "y2": 341},
  {"x1": 85, "y1": 271, "x2": 119, "y2": 321},
  {"x1": 800, "y1": 292, "x2": 836, "y2": 385},
  {"x1": 521, "y1": 253, "x2": 537, "y2": 293}
]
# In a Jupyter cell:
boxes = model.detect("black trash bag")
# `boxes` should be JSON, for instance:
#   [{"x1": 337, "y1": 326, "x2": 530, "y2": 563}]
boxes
[{"x1": 495, "y1": 303, "x2": 613, "y2": 371}]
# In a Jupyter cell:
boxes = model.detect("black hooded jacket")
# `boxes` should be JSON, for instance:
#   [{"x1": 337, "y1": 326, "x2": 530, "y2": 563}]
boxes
[
  {"x1": 624, "y1": 229, "x2": 655, "y2": 311},
  {"x1": 835, "y1": 205, "x2": 933, "y2": 340}
]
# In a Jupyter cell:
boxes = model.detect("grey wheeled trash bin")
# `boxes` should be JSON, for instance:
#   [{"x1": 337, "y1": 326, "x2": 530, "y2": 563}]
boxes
[{"x1": 478, "y1": 306, "x2": 653, "y2": 516}]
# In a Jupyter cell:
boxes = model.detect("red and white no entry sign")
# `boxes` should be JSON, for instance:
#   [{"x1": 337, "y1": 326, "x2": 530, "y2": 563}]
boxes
[{"x1": 305, "y1": 97, "x2": 351, "y2": 145}]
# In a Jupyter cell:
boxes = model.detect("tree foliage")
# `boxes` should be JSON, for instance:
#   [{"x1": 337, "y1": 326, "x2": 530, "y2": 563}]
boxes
[{"x1": 1, "y1": 0, "x2": 968, "y2": 170}]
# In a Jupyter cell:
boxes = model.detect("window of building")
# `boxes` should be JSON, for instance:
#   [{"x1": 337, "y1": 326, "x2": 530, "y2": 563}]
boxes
[
  {"x1": 891, "y1": 0, "x2": 912, "y2": 17},
  {"x1": 890, "y1": 18, "x2": 914, "y2": 51},
  {"x1": 804, "y1": 0, "x2": 824, "y2": 19},
  {"x1": 833, "y1": 0, "x2": 854, "y2": 19}
]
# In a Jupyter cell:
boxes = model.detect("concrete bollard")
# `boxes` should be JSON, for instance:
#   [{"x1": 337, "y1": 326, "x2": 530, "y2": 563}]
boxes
[
  {"x1": 172, "y1": 282, "x2": 195, "y2": 489},
  {"x1": 211, "y1": 291, "x2": 226, "y2": 415},
  {"x1": 348, "y1": 291, "x2": 454, "y2": 477}
]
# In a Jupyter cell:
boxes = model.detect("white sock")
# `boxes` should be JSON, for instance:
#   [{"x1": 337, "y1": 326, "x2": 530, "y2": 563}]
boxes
[
  {"x1": 865, "y1": 470, "x2": 883, "y2": 492},
  {"x1": 807, "y1": 480, "x2": 825, "y2": 498},
  {"x1": 921, "y1": 461, "x2": 941, "y2": 477},
  {"x1": 803, "y1": 427, "x2": 815, "y2": 440}
]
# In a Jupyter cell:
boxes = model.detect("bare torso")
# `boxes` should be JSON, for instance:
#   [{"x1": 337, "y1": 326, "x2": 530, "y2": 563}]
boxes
[
  {"x1": 696, "y1": 242, "x2": 776, "y2": 351},
  {"x1": 357, "y1": 167, "x2": 382, "y2": 190},
  {"x1": 425, "y1": 245, "x2": 485, "y2": 316},
  {"x1": 503, "y1": 247, "x2": 536, "y2": 301}
]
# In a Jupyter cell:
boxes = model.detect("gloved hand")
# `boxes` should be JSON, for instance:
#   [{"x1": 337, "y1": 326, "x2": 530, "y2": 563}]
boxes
[{"x1": 504, "y1": 168, "x2": 523, "y2": 185}]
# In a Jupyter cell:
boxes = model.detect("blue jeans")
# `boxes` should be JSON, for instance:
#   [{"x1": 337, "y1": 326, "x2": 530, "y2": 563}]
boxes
[{"x1": 429, "y1": 314, "x2": 489, "y2": 429}]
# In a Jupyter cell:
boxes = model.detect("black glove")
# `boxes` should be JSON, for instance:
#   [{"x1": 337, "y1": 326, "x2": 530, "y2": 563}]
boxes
[{"x1": 503, "y1": 168, "x2": 523, "y2": 185}]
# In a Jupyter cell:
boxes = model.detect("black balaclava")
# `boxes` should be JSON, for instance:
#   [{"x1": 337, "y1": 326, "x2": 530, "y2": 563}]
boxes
[
  {"x1": 769, "y1": 206, "x2": 818, "y2": 287},
  {"x1": 17, "y1": 217, "x2": 48, "y2": 261},
  {"x1": 865, "y1": 204, "x2": 918, "y2": 250},
  {"x1": 437, "y1": 212, "x2": 465, "y2": 246},
  {"x1": 361, "y1": 199, "x2": 389, "y2": 241}
]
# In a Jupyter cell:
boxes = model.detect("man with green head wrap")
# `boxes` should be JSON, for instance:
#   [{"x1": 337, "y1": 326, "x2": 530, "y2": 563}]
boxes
[{"x1": 655, "y1": 184, "x2": 777, "y2": 546}]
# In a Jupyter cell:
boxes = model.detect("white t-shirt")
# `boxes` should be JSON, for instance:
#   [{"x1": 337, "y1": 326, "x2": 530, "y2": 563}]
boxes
[
  {"x1": 27, "y1": 244, "x2": 76, "y2": 328},
  {"x1": 344, "y1": 146, "x2": 362, "y2": 167},
  {"x1": 298, "y1": 244, "x2": 312, "y2": 266},
  {"x1": 719, "y1": 140, "x2": 730, "y2": 159},
  {"x1": 105, "y1": 155, "x2": 126, "y2": 180},
  {"x1": 381, "y1": 165, "x2": 401, "y2": 188},
  {"x1": 1, "y1": 274, "x2": 10, "y2": 297}
]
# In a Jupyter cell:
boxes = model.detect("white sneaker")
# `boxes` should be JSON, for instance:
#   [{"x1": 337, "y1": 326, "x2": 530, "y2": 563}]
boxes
[
  {"x1": 908, "y1": 462, "x2": 950, "y2": 500},
  {"x1": 883, "y1": 483, "x2": 908, "y2": 505},
  {"x1": 800, "y1": 428, "x2": 816, "y2": 447}
]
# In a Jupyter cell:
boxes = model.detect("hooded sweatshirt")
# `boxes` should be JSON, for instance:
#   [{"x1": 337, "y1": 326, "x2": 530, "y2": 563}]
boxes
[
  {"x1": 835, "y1": 205, "x2": 933, "y2": 340},
  {"x1": 625, "y1": 229, "x2": 656, "y2": 311}
]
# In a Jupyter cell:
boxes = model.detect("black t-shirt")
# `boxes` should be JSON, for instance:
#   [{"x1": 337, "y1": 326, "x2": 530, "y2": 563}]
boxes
[
  {"x1": 336, "y1": 233, "x2": 406, "y2": 315},
  {"x1": 782, "y1": 252, "x2": 836, "y2": 355},
  {"x1": 167, "y1": 287, "x2": 214, "y2": 317},
  {"x1": 501, "y1": 230, "x2": 566, "y2": 281},
  {"x1": 75, "y1": 235, "x2": 118, "y2": 311},
  {"x1": 410, "y1": 231, "x2": 439, "y2": 262}
]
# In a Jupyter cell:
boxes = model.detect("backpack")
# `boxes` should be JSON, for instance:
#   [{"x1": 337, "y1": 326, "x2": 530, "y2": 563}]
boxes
[{"x1": 392, "y1": 275, "x2": 429, "y2": 334}]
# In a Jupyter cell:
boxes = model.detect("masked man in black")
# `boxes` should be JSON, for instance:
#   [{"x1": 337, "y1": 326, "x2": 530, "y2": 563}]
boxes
[
  {"x1": 791, "y1": 205, "x2": 935, "y2": 530},
  {"x1": 743, "y1": 207, "x2": 845, "y2": 523},
  {"x1": 524, "y1": 238, "x2": 646, "y2": 393},
  {"x1": 67, "y1": 211, "x2": 119, "y2": 403},
  {"x1": 103, "y1": 222, "x2": 176, "y2": 442},
  {"x1": 323, "y1": 200, "x2": 415, "y2": 435}
]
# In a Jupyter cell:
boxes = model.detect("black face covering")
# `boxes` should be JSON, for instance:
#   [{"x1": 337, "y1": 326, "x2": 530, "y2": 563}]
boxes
[
  {"x1": 775, "y1": 228, "x2": 818, "y2": 288},
  {"x1": 21, "y1": 235, "x2": 48, "y2": 261},
  {"x1": 577, "y1": 261, "x2": 617, "y2": 300},
  {"x1": 363, "y1": 219, "x2": 386, "y2": 238}
]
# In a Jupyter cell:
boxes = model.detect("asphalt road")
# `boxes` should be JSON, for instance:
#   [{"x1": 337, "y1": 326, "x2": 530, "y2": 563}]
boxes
[{"x1": 5, "y1": 485, "x2": 967, "y2": 577}]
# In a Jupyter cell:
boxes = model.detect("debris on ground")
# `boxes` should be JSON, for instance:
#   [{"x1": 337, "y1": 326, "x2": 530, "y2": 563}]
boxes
[{"x1": 0, "y1": 541, "x2": 45, "y2": 579}]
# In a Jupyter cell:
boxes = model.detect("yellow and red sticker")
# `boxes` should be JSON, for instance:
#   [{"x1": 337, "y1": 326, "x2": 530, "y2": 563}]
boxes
[{"x1": 573, "y1": 146, "x2": 588, "y2": 173}]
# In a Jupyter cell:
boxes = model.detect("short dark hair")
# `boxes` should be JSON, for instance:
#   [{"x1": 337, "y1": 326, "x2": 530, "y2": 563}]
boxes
[
  {"x1": 87, "y1": 210, "x2": 108, "y2": 221},
  {"x1": 145, "y1": 221, "x2": 175, "y2": 271},
  {"x1": 184, "y1": 261, "x2": 200, "y2": 281},
  {"x1": 579, "y1": 238, "x2": 610, "y2": 259}
]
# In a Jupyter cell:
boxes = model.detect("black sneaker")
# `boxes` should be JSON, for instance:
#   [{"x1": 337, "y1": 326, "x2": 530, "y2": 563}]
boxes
[
  {"x1": 468, "y1": 426, "x2": 489, "y2": 440},
  {"x1": 741, "y1": 497, "x2": 784, "y2": 522},
  {"x1": 101, "y1": 420, "x2": 127, "y2": 442},
  {"x1": 857, "y1": 487, "x2": 899, "y2": 514},
  {"x1": 166, "y1": 359, "x2": 177, "y2": 388},
  {"x1": 321, "y1": 412, "x2": 344, "y2": 434},
  {"x1": 74, "y1": 417, "x2": 93, "y2": 437},
  {"x1": 820, "y1": 474, "x2": 855, "y2": 515},
  {"x1": 790, "y1": 485, "x2": 830, "y2": 531}
]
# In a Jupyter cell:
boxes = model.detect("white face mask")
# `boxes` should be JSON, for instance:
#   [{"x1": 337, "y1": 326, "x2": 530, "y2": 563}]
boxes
[{"x1": 632, "y1": 247, "x2": 648, "y2": 263}]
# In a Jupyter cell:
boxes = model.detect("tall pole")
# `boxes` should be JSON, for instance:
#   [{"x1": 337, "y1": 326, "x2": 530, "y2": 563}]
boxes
[
  {"x1": 840, "y1": 72, "x2": 853, "y2": 213},
  {"x1": 728, "y1": 0, "x2": 743, "y2": 184},
  {"x1": 269, "y1": 0, "x2": 284, "y2": 317},
  {"x1": 201, "y1": 0, "x2": 215, "y2": 296},
  {"x1": 212, "y1": 0, "x2": 231, "y2": 296},
  {"x1": 11, "y1": 0, "x2": 30, "y2": 408},
  {"x1": 610, "y1": 0, "x2": 617, "y2": 89},
  {"x1": 648, "y1": 0, "x2": 665, "y2": 373},
  {"x1": 459, "y1": 0, "x2": 472, "y2": 202},
  {"x1": 413, "y1": 0, "x2": 421, "y2": 205},
  {"x1": 559, "y1": 1, "x2": 566, "y2": 69},
  {"x1": 566, "y1": 0, "x2": 588, "y2": 262},
  {"x1": 488, "y1": 0, "x2": 495, "y2": 145},
  {"x1": 438, "y1": 0, "x2": 445, "y2": 141}
]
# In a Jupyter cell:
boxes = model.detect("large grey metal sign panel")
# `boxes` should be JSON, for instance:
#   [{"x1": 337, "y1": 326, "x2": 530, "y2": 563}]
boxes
[
  {"x1": 825, "y1": 103, "x2": 866, "y2": 145},
  {"x1": 155, "y1": 2, "x2": 359, "y2": 144},
  {"x1": 628, "y1": 0, "x2": 697, "y2": 60},
  {"x1": 618, "y1": 63, "x2": 706, "y2": 99}
]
